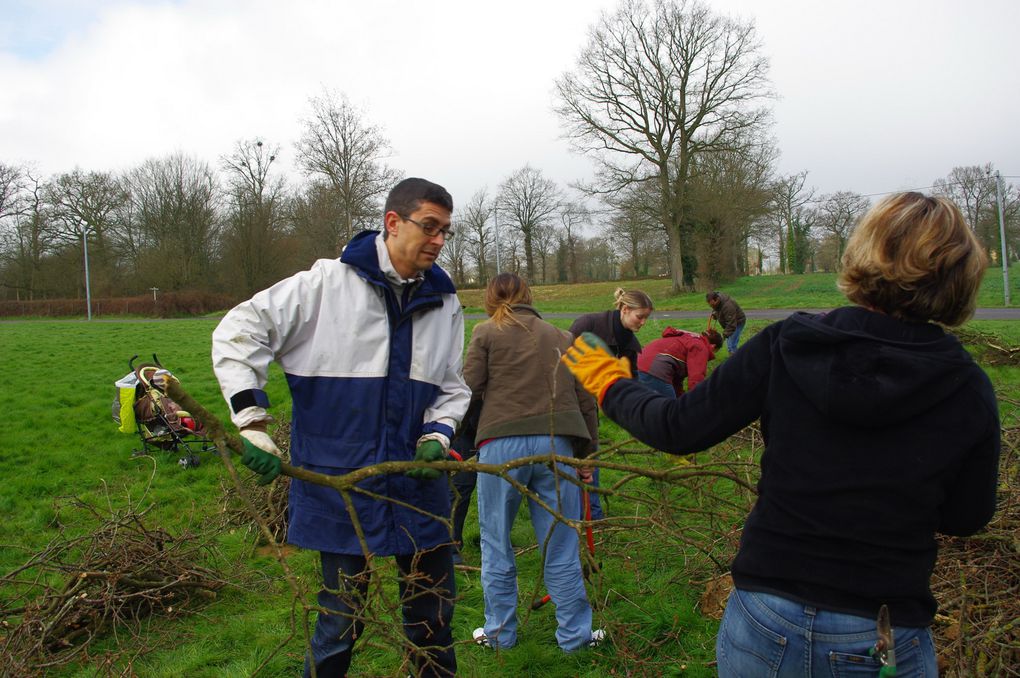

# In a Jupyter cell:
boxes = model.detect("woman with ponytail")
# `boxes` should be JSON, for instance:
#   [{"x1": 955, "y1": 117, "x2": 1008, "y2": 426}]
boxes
[{"x1": 463, "y1": 272, "x2": 604, "y2": 652}]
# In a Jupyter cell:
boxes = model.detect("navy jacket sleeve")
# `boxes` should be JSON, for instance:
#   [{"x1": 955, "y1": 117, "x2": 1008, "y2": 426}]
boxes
[{"x1": 601, "y1": 323, "x2": 776, "y2": 454}]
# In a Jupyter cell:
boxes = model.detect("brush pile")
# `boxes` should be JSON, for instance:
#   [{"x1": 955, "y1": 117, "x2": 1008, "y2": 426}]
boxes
[
  {"x1": 0, "y1": 497, "x2": 226, "y2": 677},
  {"x1": 930, "y1": 417, "x2": 1020, "y2": 676},
  {"x1": 219, "y1": 422, "x2": 291, "y2": 545}
]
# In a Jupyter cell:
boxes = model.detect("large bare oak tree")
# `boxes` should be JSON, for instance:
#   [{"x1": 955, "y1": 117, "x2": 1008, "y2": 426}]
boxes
[{"x1": 556, "y1": 0, "x2": 772, "y2": 292}]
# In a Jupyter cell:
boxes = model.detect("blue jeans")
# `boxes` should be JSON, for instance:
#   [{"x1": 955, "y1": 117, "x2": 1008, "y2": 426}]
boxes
[
  {"x1": 476, "y1": 435, "x2": 594, "y2": 651},
  {"x1": 304, "y1": 548, "x2": 457, "y2": 677},
  {"x1": 726, "y1": 322, "x2": 746, "y2": 353},
  {"x1": 637, "y1": 371, "x2": 675, "y2": 397},
  {"x1": 716, "y1": 588, "x2": 937, "y2": 677}
]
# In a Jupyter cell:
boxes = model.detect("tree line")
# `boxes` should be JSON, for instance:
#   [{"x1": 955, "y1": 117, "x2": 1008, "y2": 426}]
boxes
[{"x1": 1, "y1": 0, "x2": 1017, "y2": 305}]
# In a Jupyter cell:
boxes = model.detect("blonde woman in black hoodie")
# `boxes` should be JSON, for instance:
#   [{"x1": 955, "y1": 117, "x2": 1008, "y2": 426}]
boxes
[{"x1": 564, "y1": 193, "x2": 998, "y2": 677}]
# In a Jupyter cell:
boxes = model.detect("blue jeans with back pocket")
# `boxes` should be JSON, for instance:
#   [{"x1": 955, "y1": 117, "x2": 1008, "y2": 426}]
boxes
[{"x1": 716, "y1": 588, "x2": 937, "y2": 677}]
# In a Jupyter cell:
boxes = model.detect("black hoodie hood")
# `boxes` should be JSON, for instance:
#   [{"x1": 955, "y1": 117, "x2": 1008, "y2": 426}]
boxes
[{"x1": 779, "y1": 306, "x2": 977, "y2": 427}]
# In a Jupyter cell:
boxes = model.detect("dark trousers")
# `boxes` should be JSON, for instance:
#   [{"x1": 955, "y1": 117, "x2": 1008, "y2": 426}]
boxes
[
  {"x1": 450, "y1": 455, "x2": 478, "y2": 547},
  {"x1": 304, "y1": 547, "x2": 457, "y2": 678},
  {"x1": 585, "y1": 467, "x2": 605, "y2": 520}
]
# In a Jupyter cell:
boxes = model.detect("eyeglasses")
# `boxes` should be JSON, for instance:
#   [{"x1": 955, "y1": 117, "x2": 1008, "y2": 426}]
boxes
[{"x1": 403, "y1": 215, "x2": 454, "y2": 239}]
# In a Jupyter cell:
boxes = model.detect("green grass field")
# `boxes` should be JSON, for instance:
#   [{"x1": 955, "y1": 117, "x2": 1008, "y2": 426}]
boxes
[
  {"x1": 2, "y1": 272, "x2": 1018, "y2": 677},
  {"x1": 457, "y1": 263, "x2": 1020, "y2": 314}
]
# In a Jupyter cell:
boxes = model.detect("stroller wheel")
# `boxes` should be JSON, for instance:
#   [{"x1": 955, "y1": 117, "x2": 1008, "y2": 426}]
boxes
[{"x1": 178, "y1": 455, "x2": 201, "y2": 469}]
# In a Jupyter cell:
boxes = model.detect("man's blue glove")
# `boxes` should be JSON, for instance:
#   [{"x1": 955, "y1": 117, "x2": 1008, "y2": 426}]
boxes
[
  {"x1": 239, "y1": 429, "x2": 282, "y2": 485},
  {"x1": 406, "y1": 439, "x2": 446, "y2": 480}
]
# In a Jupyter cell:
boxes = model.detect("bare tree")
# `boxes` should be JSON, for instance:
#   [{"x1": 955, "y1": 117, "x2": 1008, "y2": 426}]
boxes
[
  {"x1": 289, "y1": 180, "x2": 345, "y2": 263},
  {"x1": 295, "y1": 90, "x2": 401, "y2": 253},
  {"x1": 686, "y1": 142, "x2": 775, "y2": 284},
  {"x1": 531, "y1": 219, "x2": 562, "y2": 283},
  {"x1": 124, "y1": 154, "x2": 219, "y2": 291},
  {"x1": 815, "y1": 191, "x2": 869, "y2": 270},
  {"x1": 0, "y1": 166, "x2": 56, "y2": 299},
  {"x1": 602, "y1": 185, "x2": 659, "y2": 278},
  {"x1": 44, "y1": 169, "x2": 129, "y2": 296},
  {"x1": 556, "y1": 0, "x2": 772, "y2": 293},
  {"x1": 559, "y1": 201, "x2": 591, "y2": 283},
  {"x1": 496, "y1": 165, "x2": 561, "y2": 280},
  {"x1": 932, "y1": 164, "x2": 999, "y2": 259},
  {"x1": 220, "y1": 139, "x2": 291, "y2": 295},
  {"x1": 0, "y1": 162, "x2": 26, "y2": 222},
  {"x1": 768, "y1": 172, "x2": 814, "y2": 274},
  {"x1": 582, "y1": 236, "x2": 621, "y2": 280},
  {"x1": 436, "y1": 222, "x2": 469, "y2": 285},
  {"x1": 459, "y1": 189, "x2": 495, "y2": 285}
]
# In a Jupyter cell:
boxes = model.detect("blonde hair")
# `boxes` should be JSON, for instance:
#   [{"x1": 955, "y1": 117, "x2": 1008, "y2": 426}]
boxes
[
  {"x1": 613, "y1": 287, "x2": 654, "y2": 312},
  {"x1": 838, "y1": 192, "x2": 987, "y2": 326},
  {"x1": 484, "y1": 272, "x2": 533, "y2": 327}
]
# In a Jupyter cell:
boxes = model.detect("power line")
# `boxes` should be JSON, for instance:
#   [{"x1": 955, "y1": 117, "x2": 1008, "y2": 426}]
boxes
[{"x1": 802, "y1": 174, "x2": 1017, "y2": 205}]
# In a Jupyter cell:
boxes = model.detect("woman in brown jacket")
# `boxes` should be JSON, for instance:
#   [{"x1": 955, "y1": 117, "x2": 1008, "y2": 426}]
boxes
[{"x1": 464, "y1": 272, "x2": 603, "y2": 652}]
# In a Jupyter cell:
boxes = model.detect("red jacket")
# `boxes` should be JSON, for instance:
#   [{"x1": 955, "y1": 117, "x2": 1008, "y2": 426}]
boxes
[{"x1": 636, "y1": 327, "x2": 715, "y2": 395}]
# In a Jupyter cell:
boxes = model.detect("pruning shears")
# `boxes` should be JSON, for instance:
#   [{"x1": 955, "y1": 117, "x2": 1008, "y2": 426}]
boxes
[{"x1": 869, "y1": 604, "x2": 897, "y2": 677}]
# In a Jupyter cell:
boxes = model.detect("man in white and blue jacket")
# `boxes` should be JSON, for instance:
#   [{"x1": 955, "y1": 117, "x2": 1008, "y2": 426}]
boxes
[{"x1": 212, "y1": 178, "x2": 470, "y2": 677}]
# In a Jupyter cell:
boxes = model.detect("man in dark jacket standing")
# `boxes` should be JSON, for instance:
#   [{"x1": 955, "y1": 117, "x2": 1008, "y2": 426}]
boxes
[{"x1": 706, "y1": 291, "x2": 746, "y2": 353}]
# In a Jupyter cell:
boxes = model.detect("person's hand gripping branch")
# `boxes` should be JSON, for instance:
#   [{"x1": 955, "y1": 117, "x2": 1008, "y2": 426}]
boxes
[
  {"x1": 406, "y1": 433, "x2": 456, "y2": 480},
  {"x1": 562, "y1": 331, "x2": 633, "y2": 406},
  {"x1": 239, "y1": 425, "x2": 283, "y2": 485}
]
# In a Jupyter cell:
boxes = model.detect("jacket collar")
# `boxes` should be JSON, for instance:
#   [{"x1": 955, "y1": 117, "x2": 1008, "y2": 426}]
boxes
[
  {"x1": 510, "y1": 304, "x2": 542, "y2": 319},
  {"x1": 340, "y1": 230, "x2": 456, "y2": 296}
]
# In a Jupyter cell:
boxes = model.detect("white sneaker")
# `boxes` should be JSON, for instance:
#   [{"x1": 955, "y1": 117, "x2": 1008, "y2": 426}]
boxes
[
  {"x1": 473, "y1": 627, "x2": 493, "y2": 648},
  {"x1": 589, "y1": 628, "x2": 606, "y2": 648}
]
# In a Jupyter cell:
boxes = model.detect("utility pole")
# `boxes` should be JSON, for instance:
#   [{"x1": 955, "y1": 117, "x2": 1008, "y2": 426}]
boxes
[
  {"x1": 993, "y1": 170, "x2": 1010, "y2": 306},
  {"x1": 494, "y1": 207, "x2": 502, "y2": 274},
  {"x1": 82, "y1": 221, "x2": 93, "y2": 321}
]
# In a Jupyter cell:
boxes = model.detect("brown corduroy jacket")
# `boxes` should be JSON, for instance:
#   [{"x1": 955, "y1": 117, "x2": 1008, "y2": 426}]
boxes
[{"x1": 464, "y1": 305, "x2": 598, "y2": 456}]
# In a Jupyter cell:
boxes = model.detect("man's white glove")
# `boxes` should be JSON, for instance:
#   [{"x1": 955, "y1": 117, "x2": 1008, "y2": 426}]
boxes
[
  {"x1": 239, "y1": 429, "x2": 282, "y2": 485},
  {"x1": 233, "y1": 406, "x2": 274, "y2": 429}
]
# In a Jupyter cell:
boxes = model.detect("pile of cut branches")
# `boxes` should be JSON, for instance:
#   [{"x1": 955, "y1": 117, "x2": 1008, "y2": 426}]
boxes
[
  {"x1": 931, "y1": 420, "x2": 1020, "y2": 677},
  {"x1": 219, "y1": 422, "x2": 291, "y2": 545},
  {"x1": 954, "y1": 327, "x2": 1020, "y2": 366},
  {"x1": 0, "y1": 496, "x2": 227, "y2": 676}
]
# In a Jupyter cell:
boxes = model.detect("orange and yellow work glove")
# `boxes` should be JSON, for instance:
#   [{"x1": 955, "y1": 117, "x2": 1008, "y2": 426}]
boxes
[{"x1": 562, "y1": 332, "x2": 632, "y2": 406}]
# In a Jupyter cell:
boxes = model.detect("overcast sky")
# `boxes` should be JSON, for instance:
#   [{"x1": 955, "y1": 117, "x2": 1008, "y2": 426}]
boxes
[{"x1": 2, "y1": 0, "x2": 1017, "y2": 214}]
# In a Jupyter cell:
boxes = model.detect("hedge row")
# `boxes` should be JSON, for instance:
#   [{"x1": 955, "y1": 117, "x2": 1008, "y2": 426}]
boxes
[{"x1": 0, "y1": 291, "x2": 238, "y2": 318}]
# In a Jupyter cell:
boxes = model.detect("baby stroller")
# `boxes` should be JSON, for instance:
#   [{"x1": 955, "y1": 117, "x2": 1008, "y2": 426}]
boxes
[{"x1": 113, "y1": 354, "x2": 214, "y2": 468}]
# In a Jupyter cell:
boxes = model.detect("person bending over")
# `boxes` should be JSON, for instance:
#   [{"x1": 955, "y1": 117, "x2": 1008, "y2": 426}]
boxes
[{"x1": 636, "y1": 327, "x2": 722, "y2": 398}]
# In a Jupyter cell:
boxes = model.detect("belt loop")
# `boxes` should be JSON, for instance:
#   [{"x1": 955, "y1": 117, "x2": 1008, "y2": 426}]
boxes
[{"x1": 804, "y1": 605, "x2": 816, "y2": 617}]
